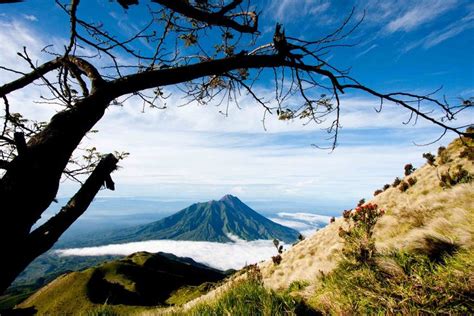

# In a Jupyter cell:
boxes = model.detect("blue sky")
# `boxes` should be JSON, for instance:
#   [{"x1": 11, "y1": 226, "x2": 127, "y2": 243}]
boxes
[{"x1": 0, "y1": 0, "x2": 473, "y2": 212}]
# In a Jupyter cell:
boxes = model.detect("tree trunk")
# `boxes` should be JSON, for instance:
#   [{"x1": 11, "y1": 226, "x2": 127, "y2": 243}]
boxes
[
  {"x1": 0, "y1": 154, "x2": 118, "y2": 293},
  {"x1": 0, "y1": 92, "x2": 112, "y2": 292}
]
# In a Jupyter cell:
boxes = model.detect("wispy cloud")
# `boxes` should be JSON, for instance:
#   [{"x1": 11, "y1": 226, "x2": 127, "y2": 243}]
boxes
[
  {"x1": 386, "y1": 0, "x2": 458, "y2": 33},
  {"x1": 22, "y1": 14, "x2": 38, "y2": 22},
  {"x1": 403, "y1": 7, "x2": 474, "y2": 52},
  {"x1": 267, "y1": 0, "x2": 331, "y2": 22},
  {"x1": 355, "y1": 43, "x2": 378, "y2": 58},
  {"x1": 356, "y1": 0, "x2": 458, "y2": 34},
  {"x1": 56, "y1": 238, "x2": 286, "y2": 270}
]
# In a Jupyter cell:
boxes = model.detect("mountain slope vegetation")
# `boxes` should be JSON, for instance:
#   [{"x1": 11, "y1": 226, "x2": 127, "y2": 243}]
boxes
[
  {"x1": 258, "y1": 136, "x2": 473, "y2": 290},
  {"x1": 16, "y1": 252, "x2": 228, "y2": 315}
]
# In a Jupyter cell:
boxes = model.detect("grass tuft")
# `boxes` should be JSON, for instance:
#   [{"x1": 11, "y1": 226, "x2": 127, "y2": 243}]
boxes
[
  {"x1": 179, "y1": 266, "x2": 319, "y2": 316},
  {"x1": 312, "y1": 249, "x2": 474, "y2": 314}
]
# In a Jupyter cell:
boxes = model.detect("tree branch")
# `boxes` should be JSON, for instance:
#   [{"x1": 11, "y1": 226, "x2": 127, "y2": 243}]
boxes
[
  {"x1": 110, "y1": 54, "x2": 284, "y2": 95},
  {"x1": 0, "y1": 58, "x2": 61, "y2": 98},
  {"x1": 152, "y1": 0, "x2": 258, "y2": 33},
  {"x1": 117, "y1": 0, "x2": 257, "y2": 33},
  {"x1": 25, "y1": 153, "x2": 118, "y2": 256},
  {"x1": 14, "y1": 132, "x2": 27, "y2": 156},
  {"x1": 0, "y1": 159, "x2": 9, "y2": 170},
  {"x1": 0, "y1": 56, "x2": 104, "y2": 98}
]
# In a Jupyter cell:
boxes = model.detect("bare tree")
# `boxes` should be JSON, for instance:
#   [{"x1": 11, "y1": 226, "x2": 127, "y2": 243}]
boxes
[{"x1": 0, "y1": 0, "x2": 471, "y2": 292}]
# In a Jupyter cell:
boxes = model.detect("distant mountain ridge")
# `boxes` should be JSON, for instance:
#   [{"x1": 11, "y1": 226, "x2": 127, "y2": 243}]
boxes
[{"x1": 68, "y1": 195, "x2": 300, "y2": 246}]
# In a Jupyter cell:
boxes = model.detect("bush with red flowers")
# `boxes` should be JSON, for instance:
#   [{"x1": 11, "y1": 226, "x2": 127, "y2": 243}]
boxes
[{"x1": 338, "y1": 203, "x2": 385, "y2": 264}]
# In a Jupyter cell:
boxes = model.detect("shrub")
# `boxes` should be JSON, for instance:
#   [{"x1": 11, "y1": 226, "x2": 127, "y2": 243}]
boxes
[
  {"x1": 404, "y1": 163, "x2": 416, "y2": 176},
  {"x1": 357, "y1": 198, "x2": 365, "y2": 207},
  {"x1": 330, "y1": 216, "x2": 336, "y2": 224},
  {"x1": 459, "y1": 146, "x2": 474, "y2": 161},
  {"x1": 451, "y1": 165, "x2": 473, "y2": 184},
  {"x1": 437, "y1": 146, "x2": 446, "y2": 156},
  {"x1": 407, "y1": 177, "x2": 417, "y2": 186},
  {"x1": 383, "y1": 184, "x2": 390, "y2": 191},
  {"x1": 437, "y1": 146, "x2": 450, "y2": 164},
  {"x1": 423, "y1": 152, "x2": 436, "y2": 165},
  {"x1": 271, "y1": 255, "x2": 282, "y2": 265},
  {"x1": 439, "y1": 165, "x2": 473, "y2": 188},
  {"x1": 273, "y1": 239, "x2": 283, "y2": 254},
  {"x1": 392, "y1": 177, "x2": 401, "y2": 187},
  {"x1": 338, "y1": 203, "x2": 385, "y2": 264},
  {"x1": 439, "y1": 172, "x2": 452, "y2": 188},
  {"x1": 374, "y1": 189, "x2": 383, "y2": 196},
  {"x1": 398, "y1": 181, "x2": 409, "y2": 192}
]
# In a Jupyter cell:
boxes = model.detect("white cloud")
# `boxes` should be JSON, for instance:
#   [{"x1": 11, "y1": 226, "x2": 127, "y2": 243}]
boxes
[
  {"x1": 404, "y1": 8, "x2": 474, "y2": 51},
  {"x1": 271, "y1": 212, "x2": 331, "y2": 234},
  {"x1": 277, "y1": 212, "x2": 332, "y2": 224},
  {"x1": 355, "y1": 44, "x2": 378, "y2": 58},
  {"x1": 356, "y1": 0, "x2": 458, "y2": 34},
  {"x1": 270, "y1": 218, "x2": 311, "y2": 230},
  {"x1": 60, "y1": 90, "x2": 462, "y2": 203},
  {"x1": 2, "y1": 17, "x2": 469, "y2": 208},
  {"x1": 56, "y1": 238, "x2": 286, "y2": 270},
  {"x1": 23, "y1": 14, "x2": 38, "y2": 22},
  {"x1": 387, "y1": 1, "x2": 453, "y2": 32},
  {"x1": 268, "y1": 0, "x2": 331, "y2": 22}
]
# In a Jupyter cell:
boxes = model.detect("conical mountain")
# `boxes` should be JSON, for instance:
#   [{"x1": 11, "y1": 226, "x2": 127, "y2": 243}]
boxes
[{"x1": 91, "y1": 195, "x2": 300, "y2": 245}]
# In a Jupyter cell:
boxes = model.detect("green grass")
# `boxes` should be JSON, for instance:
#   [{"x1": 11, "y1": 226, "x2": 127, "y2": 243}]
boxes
[
  {"x1": 311, "y1": 249, "x2": 474, "y2": 314},
  {"x1": 286, "y1": 280, "x2": 310, "y2": 293},
  {"x1": 178, "y1": 278, "x2": 318, "y2": 315},
  {"x1": 15, "y1": 252, "x2": 227, "y2": 315},
  {"x1": 0, "y1": 288, "x2": 36, "y2": 311},
  {"x1": 166, "y1": 282, "x2": 215, "y2": 306}
]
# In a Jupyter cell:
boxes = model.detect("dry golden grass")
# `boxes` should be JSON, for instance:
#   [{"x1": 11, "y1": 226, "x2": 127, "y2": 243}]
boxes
[{"x1": 259, "y1": 137, "x2": 473, "y2": 292}]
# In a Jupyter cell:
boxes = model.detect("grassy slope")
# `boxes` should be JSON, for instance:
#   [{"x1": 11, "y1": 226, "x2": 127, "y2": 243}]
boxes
[
  {"x1": 311, "y1": 248, "x2": 474, "y2": 314},
  {"x1": 259, "y1": 137, "x2": 473, "y2": 291},
  {"x1": 160, "y1": 137, "x2": 473, "y2": 315},
  {"x1": 16, "y1": 252, "x2": 227, "y2": 315}
]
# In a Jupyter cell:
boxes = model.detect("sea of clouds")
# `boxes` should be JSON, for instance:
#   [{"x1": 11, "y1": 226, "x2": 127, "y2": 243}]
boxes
[
  {"x1": 56, "y1": 238, "x2": 284, "y2": 271},
  {"x1": 55, "y1": 212, "x2": 332, "y2": 270}
]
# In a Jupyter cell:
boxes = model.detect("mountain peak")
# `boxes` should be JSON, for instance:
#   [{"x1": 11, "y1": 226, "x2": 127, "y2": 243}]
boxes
[
  {"x1": 90, "y1": 194, "x2": 300, "y2": 244},
  {"x1": 219, "y1": 194, "x2": 239, "y2": 202}
]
